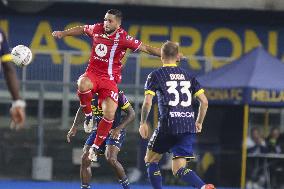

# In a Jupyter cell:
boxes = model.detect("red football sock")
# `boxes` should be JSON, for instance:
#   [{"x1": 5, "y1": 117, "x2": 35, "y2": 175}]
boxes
[
  {"x1": 77, "y1": 90, "x2": 93, "y2": 115},
  {"x1": 93, "y1": 117, "x2": 114, "y2": 148}
]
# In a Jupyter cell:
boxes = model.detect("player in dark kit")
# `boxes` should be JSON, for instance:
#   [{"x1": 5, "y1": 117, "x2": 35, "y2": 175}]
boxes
[
  {"x1": 0, "y1": 29, "x2": 26, "y2": 129},
  {"x1": 53, "y1": 9, "x2": 161, "y2": 151},
  {"x1": 139, "y1": 41, "x2": 215, "y2": 189},
  {"x1": 67, "y1": 90, "x2": 135, "y2": 189}
]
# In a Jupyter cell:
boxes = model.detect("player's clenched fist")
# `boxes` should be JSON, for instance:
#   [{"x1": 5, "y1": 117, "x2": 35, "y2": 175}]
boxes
[
  {"x1": 67, "y1": 126, "x2": 77, "y2": 143},
  {"x1": 52, "y1": 31, "x2": 64, "y2": 39},
  {"x1": 10, "y1": 106, "x2": 25, "y2": 130},
  {"x1": 195, "y1": 122, "x2": 202, "y2": 133},
  {"x1": 139, "y1": 123, "x2": 149, "y2": 139}
]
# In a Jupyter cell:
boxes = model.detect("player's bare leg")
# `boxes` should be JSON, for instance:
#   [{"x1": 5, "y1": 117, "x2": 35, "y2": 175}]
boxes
[
  {"x1": 105, "y1": 145, "x2": 130, "y2": 189},
  {"x1": 93, "y1": 97, "x2": 118, "y2": 148},
  {"x1": 172, "y1": 157, "x2": 215, "y2": 189},
  {"x1": 77, "y1": 76, "x2": 94, "y2": 132},
  {"x1": 80, "y1": 145, "x2": 92, "y2": 189},
  {"x1": 144, "y1": 149, "x2": 163, "y2": 189}
]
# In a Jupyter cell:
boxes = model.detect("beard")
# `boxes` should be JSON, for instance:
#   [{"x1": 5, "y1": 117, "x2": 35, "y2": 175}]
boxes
[{"x1": 105, "y1": 27, "x2": 116, "y2": 34}]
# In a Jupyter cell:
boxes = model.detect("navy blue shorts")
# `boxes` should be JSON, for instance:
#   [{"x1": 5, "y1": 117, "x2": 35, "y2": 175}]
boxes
[
  {"x1": 148, "y1": 128, "x2": 195, "y2": 159},
  {"x1": 85, "y1": 129, "x2": 126, "y2": 153}
]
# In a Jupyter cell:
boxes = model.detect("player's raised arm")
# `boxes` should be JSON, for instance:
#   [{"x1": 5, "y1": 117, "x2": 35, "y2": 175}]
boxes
[
  {"x1": 52, "y1": 25, "x2": 85, "y2": 39},
  {"x1": 138, "y1": 43, "x2": 184, "y2": 61},
  {"x1": 195, "y1": 92, "x2": 208, "y2": 133},
  {"x1": 138, "y1": 44, "x2": 161, "y2": 57}
]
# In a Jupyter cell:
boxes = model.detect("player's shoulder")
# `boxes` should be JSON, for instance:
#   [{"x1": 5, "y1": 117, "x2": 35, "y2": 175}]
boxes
[
  {"x1": 118, "y1": 90, "x2": 125, "y2": 96},
  {"x1": 118, "y1": 90, "x2": 127, "y2": 99},
  {"x1": 117, "y1": 28, "x2": 129, "y2": 38},
  {"x1": 92, "y1": 93, "x2": 99, "y2": 100},
  {"x1": 86, "y1": 23, "x2": 104, "y2": 33},
  {"x1": 147, "y1": 69, "x2": 159, "y2": 79},
  {"x1": 94, "y1": 23, "x2": 104, "y2": 31},
  {"x1": 118, "y1": 90, "x2": 130, "y2": 105},
  {"x1": 93, "y1": 23, "x2": 103, "y2": 27}
]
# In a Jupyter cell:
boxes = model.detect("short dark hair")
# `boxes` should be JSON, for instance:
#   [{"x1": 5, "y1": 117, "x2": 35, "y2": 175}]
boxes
[
  {"x1": 161, "y1": 41, "x2": 179, "y2": 59},
  {"x1": 107, "y1": 9, "x2": 123, "y2": 21}
]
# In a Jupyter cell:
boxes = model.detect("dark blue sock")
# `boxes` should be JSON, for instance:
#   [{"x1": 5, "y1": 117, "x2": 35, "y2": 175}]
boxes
[
  {"x1": 118, "y1": 177, "x2": 130, "y2": 189},
  {"x1": 175, "y1": 167, "x2": 205, "y2": 188},
  {"x1": 146, "y1": 162, "x2": 162, "y2": 189},
  {"x1": 81, "y1": 184, "x2": 90, "y2": 189}
]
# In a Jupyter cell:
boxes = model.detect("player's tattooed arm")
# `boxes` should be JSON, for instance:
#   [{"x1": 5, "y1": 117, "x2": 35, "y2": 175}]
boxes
[
  {"x1": 140, "y1": 94, "x2": 154, "y2": 124},
  {"x1": 139, "y1": 94, "x2": 153, "y2": 139},
  {"x1": 72, "y1": 106, "x2": 85, "y2": 128},
  {"x1": 119, "y1": 104, "x2": 135, "y2": 129},
  {"x1": 138, "y1": 44, "x2": 161, "y2": 57},
  {"x1": 196, "y1": 93, "x2": 209, "y2": 125}
]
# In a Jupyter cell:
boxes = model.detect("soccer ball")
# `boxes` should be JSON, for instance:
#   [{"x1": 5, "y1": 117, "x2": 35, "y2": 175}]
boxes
[{"x1": 11, "y1": 45, "x2": 33, "y2": 66}]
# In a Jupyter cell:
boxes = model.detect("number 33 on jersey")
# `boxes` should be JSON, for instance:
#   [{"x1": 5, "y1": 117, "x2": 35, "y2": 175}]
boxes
[{"x1": 144, "y1": 66, "x2": 205, "y2": 134}]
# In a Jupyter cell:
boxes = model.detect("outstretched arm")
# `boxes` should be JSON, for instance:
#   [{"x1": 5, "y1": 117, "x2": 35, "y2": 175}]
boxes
[
  {"x1": 52, "y1": 26, "x2": 85, "y2": 39},
  {"x1": 138, "y1": 44, "x2": 161, "y2": 57}
]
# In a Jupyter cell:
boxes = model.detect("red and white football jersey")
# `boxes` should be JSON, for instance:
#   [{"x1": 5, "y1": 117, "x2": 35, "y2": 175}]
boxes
[{"x1": 84, "y1": 23, "x2": 142, "y2": 82}]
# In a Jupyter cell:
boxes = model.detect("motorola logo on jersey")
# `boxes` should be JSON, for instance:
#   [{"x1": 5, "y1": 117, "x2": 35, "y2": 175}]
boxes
[
  {"x1": 169, "y1": 111, "x2": 194, "y2": 118},
  {"x1": 95, "y1": 43, "x2": 107, "y2": 57}
]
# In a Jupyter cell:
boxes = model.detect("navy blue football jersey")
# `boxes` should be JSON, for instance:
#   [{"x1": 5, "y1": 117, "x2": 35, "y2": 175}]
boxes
[
  {"x1": 144, "y1": 65, "x2": 204, "y2": 134},
  {"x1": 91, "y1": 90, "x2": 130, "y2": 129}
]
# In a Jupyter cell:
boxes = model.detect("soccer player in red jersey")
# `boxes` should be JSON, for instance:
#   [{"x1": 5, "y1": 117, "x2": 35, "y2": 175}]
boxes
[{"x1": 52, "y1": 9, "x2": 161, "y2": 150}]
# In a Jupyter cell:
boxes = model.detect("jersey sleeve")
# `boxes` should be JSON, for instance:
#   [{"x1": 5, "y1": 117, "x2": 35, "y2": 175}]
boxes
[
  {"x1": 83, "y1": 23, "x2": 100, "y2": 37},
  {"x1": 118, "y1": 91, "x2": 131, "y2": 110},
  {"x1": 0, "y1": 31, "x2": 12, "y2": 63},
  {"x1": 144, "y1": 72, "x2": 158, "y2": 96},
  {"x1": 121, "y1": 34, "x2": 142, "y2": 52},
  {"x1": 191, "y1": 77, "x2": 204, "y2": 97}
]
